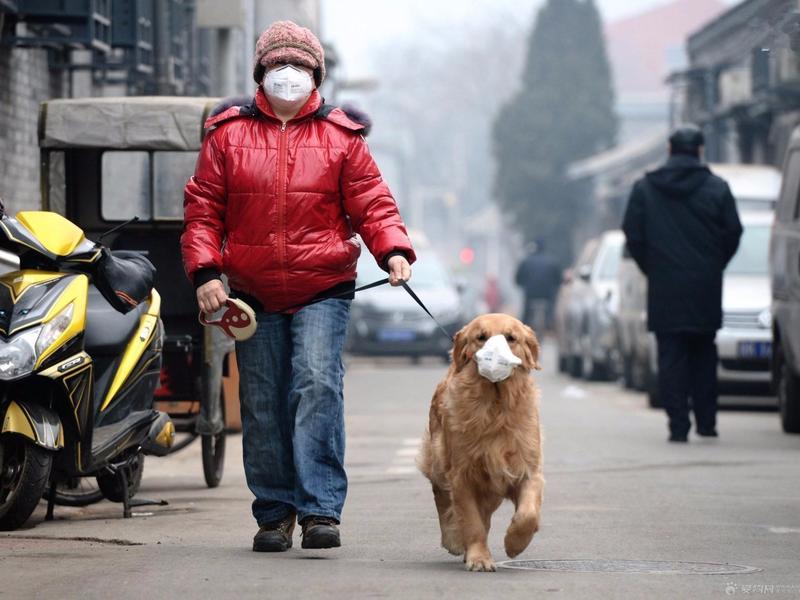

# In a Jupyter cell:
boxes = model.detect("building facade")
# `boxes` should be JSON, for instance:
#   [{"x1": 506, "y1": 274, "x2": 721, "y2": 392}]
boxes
[
  {"x1": 673, "y1": 0, "x2": 800, "y2": 167},
  {"x1": 0, "y1": 0, "x2": 321, "y2": 213}
]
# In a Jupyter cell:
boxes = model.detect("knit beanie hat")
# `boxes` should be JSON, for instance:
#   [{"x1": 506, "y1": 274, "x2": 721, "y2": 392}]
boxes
[{"x1": 253, "y1": 20, "x2": 325, "y2": 87}]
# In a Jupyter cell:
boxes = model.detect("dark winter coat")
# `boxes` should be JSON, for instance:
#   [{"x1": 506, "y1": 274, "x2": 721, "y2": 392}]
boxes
[
  {"x1": 622, "y1": 154, "x2": 743, "y2": 333},
  {"x1": 181, "y1": 88, "x2": 415, "y2": 313},
  {"x1": 515, "y1": 251, "x2": 561, "y2": 301}
]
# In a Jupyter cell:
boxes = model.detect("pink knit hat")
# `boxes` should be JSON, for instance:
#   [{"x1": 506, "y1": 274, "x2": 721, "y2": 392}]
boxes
[{"x1": 253, "y1": 20, "x2": 325, "y2": 87}]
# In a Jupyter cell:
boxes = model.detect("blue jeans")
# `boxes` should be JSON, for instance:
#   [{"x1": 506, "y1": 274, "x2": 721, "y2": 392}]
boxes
[{"x1": 235, "y1": 299, "x2": 351, "y2": 526}]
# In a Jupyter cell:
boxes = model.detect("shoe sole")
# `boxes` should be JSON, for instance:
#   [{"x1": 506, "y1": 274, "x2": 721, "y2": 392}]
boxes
[
  {"x1": 301, "y1": 532, "x2": 341, "y2": 549},
  {"x1": 253, "y1": 538, "x2": 292, "y2": 552}
]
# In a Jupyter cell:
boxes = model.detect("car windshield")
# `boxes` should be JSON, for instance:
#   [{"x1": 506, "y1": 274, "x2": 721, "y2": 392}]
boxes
[
  {"x1": 357, "y1": 251, "x2": 451, "y2": 288},
  {"x1": 596, "y1": 238, "x2": 623, "y2": 280},
  {"x1": 726, "y1": 224, "x2": 770, "y2": 276}
]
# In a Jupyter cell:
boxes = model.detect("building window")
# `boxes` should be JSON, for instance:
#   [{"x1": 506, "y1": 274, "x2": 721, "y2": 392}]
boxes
[
  {"x1": 101, "y1": 151, "x2": 151, "y2": 221},
  {"x1": 751, "y1": 48, "x2": 771, "y2": 94}
]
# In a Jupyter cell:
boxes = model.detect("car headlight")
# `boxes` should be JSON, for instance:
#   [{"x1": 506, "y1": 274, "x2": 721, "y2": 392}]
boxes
[
  {"x1": 758, "y1": 309, "x2": 772, "y2": 330},
  {"x1": 0, "y1": 327, "x2": 41, "y2": 380}
]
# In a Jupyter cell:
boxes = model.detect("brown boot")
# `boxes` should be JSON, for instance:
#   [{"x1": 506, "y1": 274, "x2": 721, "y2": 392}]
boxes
[
  {"x1": 253, "y1": 513, "x2": 295, "y2": 552},
  {"x1": 300, "y1": 516, "x2": 341, "y2": 549}
]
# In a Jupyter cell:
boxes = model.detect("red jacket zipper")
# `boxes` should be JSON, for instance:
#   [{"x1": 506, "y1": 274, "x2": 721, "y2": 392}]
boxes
[{"x1": 277, "y1": 121, "x2": 289, "y2": 307}]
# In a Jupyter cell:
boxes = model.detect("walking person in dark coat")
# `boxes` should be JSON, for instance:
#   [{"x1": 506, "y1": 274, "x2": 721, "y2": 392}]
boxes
[
  {"x1": 622, "y1": 126, "x2": 742, "y2": 442},
  {"x1": 515, "y1": 240, "x2": 561, "y2": 331}
]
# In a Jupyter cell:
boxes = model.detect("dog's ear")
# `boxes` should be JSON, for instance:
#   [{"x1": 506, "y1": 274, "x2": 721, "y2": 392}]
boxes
[
  {"x1": 522, "y1": 325, "x2": 542, "y2": 370},
  {"x1": 452, "y1": 326, "x2": 470, "y2": 371}
]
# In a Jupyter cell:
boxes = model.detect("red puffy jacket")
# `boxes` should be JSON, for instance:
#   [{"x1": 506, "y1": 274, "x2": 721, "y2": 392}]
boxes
[{"x1": 181, "y1": 88, "x2": 415, "y2": 312}]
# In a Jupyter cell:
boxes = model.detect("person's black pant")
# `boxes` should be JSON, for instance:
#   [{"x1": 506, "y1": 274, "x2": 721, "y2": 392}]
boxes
[
  {"x1": 656, "y1": 332, "x2": 718, "y2": 436},
  {"x1": 522, "y1": 296, "x2": 553, "y2": 331}
]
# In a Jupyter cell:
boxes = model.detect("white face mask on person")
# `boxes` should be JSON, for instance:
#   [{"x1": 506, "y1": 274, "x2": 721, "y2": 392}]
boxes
[
  {"x1": 262, "y1": 65, "x2": 313, "y2": 103},
  {"x1": 474, "y1": 335, "x2": 523, "y2": 382}
]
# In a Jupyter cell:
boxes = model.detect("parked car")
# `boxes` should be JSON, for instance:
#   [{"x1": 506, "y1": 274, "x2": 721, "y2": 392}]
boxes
[
  {"x1": 617, "y1": 163, "x2": 780, "y2": 407},
  {"x1": 771, "y1": 130, "x2": 800, "y2": 433},
  {"x1": 555, "y1": 231, "x2": 624, "y2": 380},
  {"x1": 617, "y1": 244, "x2": 652, "y2": 393},
  {"x1": 555, "y1": 238, "x2": 598, "y2": 376},
  {"x1": 716, "y1": 211, "x2": 773, "y2": 390},
  {"x1": 706, "y1": 163, "x2": 782, "y2": 212},
  {"x1": 346, "y1": 248, "x2": 464, "y2": 361}
]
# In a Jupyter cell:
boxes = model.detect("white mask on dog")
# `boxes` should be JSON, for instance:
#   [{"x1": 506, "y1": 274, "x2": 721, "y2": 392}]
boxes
[{"x1": 475, "y1": 335, "x2": 523, "y2": 382}]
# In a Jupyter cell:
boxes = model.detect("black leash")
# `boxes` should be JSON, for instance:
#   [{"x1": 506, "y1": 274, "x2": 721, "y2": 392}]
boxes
[
  {"x1": 280, "y1": 277, "x2": 391, "y2": 311},
  {"x1": 400, "y1": 281, "x2": 455, "y2": 342},
  {"x1": 281, "y1": 278, "x2": 455, "y2": 342}
]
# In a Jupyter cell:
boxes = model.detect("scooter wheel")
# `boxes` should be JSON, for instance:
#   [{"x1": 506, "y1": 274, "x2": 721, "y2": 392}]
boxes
[
  {"x1": 0, "y1": 435, "x2": 53, "y2": 531},
  {"x1": 202, "y1": 431, "x2": 226, "y2": 488},
  {"x1": 202, "y1": 386, "x2": 226, "y2": 488},
  {"x1": 44, "y1": 477, "x2": 104, "y2": 506},
  {"x1": 96, "y1": 454, "x2": 144, "y2": 502}
]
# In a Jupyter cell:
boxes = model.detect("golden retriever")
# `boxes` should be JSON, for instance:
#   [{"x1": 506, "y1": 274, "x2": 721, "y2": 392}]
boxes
[{"x1": 417, "y1": 314, "x2": 543, "y2": 572}]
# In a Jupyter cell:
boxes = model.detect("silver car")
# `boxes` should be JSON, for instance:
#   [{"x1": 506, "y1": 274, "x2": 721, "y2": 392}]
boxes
[
  {"x1": 556, "y1": 231, "x2": 625, "y2": 380},
  {"x1": 716, "y1": 211, "x2": 773, "y2": 389},
  {"x1": 770, "y1": 129, "x2": 800, "y2": 433}
]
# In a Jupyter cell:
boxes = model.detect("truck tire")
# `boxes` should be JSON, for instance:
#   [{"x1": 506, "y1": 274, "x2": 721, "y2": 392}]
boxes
[
  {"x1": 647, "y1": 367, "x2": 662, "y2": 409},
  {"x1": 622, "y1": 353, "x2": 635, "y2": 389},
  {"x1": 568, "y1": 355, "x2": 583, "y2": 378},
  {"x1": 777, "y1": 344, "x2": 800, "y2": 434}
]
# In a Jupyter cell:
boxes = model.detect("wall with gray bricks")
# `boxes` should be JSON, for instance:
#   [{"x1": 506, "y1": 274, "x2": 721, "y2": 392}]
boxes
[{"x1": 0, "y1": 46, "x2": 65, "y2": 214}]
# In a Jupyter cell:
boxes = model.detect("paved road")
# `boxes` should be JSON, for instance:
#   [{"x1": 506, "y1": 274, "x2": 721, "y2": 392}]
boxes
[{"x1": 2, "y1": 344, "x2": 800, "y2": 599}]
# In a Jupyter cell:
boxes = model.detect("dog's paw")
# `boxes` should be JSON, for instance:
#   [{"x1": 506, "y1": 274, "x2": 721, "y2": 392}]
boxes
[
  {"x1": 504, "y1": 512, "x2": 539, "y2": 558},
  {"x1": 504, "y1": 535, "x2": 528, "y2": 559},
  {"x1": 465, "y1": 551, "x2": 496, "y2": 572}
]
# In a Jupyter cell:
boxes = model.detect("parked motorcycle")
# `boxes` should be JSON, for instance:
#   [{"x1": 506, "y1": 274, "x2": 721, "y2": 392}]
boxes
[{"x1": 0, "y1": 211, "x2": 174, "y2": 530}]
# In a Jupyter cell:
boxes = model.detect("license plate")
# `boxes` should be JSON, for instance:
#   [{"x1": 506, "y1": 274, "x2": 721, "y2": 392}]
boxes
[
  {"x1": 377, "y1": 329, "x2": 416, "y2": 342},
  {"x1": 738, "y1": 341, "x2": 772, "y2": 359}
]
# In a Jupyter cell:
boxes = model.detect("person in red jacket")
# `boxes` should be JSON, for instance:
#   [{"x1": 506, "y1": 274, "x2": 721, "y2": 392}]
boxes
[{"x1": 181, "y1": 20, "x2": 415, "y2": 553}]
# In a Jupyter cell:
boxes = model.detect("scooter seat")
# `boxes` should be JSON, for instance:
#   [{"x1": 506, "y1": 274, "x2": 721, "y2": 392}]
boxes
[{"x1": 84, "y1": 286, "x2": 149, "y2": 356}]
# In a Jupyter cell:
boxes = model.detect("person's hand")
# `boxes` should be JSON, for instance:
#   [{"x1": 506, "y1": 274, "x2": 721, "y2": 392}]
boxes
[
  {"x1": 387, "y1": 255, "x2": 411, "y2": 287},
  {"x1": 197, "y1": 279, "x2": 228, "y2": 314}
]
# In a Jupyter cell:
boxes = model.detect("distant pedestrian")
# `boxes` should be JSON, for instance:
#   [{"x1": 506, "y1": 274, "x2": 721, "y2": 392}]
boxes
[
  {"x1": 515, "y1": 240, "x2": 561, "y2": 331},
  {"x1": 483, "y1": 274, "x2": 503, "y2": 313},
  {"x1": 622, "y1": 126, "x2": 742, "y2": 442},
  {"x1": 181, "y1": 21, "x2": 415, "y2": 552}
]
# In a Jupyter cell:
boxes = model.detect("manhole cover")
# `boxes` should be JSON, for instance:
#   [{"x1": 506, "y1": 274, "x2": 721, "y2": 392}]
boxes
[{"x1": 498, "y1": 559, "x2": 761, "y2": 575}]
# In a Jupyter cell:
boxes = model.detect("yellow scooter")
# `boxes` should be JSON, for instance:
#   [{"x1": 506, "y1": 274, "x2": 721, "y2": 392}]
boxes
[{"x1": 0, "y1": 211, "x2": 174, "y2": 530}]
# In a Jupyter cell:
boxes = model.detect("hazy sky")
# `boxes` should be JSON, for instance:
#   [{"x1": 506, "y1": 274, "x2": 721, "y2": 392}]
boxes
[{"x1": 322, "y1": 0, "x2": 739, "y2": 80}]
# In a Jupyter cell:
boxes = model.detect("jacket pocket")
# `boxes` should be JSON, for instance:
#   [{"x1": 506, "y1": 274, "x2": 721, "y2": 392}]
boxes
[{"x1": 335, "y1": 235, "x2": 361, "y2": 271}]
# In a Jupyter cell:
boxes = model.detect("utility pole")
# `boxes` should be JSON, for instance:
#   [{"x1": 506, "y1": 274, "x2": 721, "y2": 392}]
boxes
[
  {"x1": 153, "y1": 0, "x2": 173, "y2": 95},
  {"x1": 243, "y1": 0, "x2": 255, "y2": 94}
]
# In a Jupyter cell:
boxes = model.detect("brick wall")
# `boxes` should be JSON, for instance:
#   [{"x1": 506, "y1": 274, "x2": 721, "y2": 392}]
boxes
[{"x1": 0, "y1": 46, "x2": 65, "y2": 214}]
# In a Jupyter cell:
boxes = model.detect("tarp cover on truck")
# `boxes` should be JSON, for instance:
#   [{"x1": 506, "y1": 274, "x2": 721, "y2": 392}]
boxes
[{"x1": 39, "y1": 96, "x2": 219, "y2": 150}]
